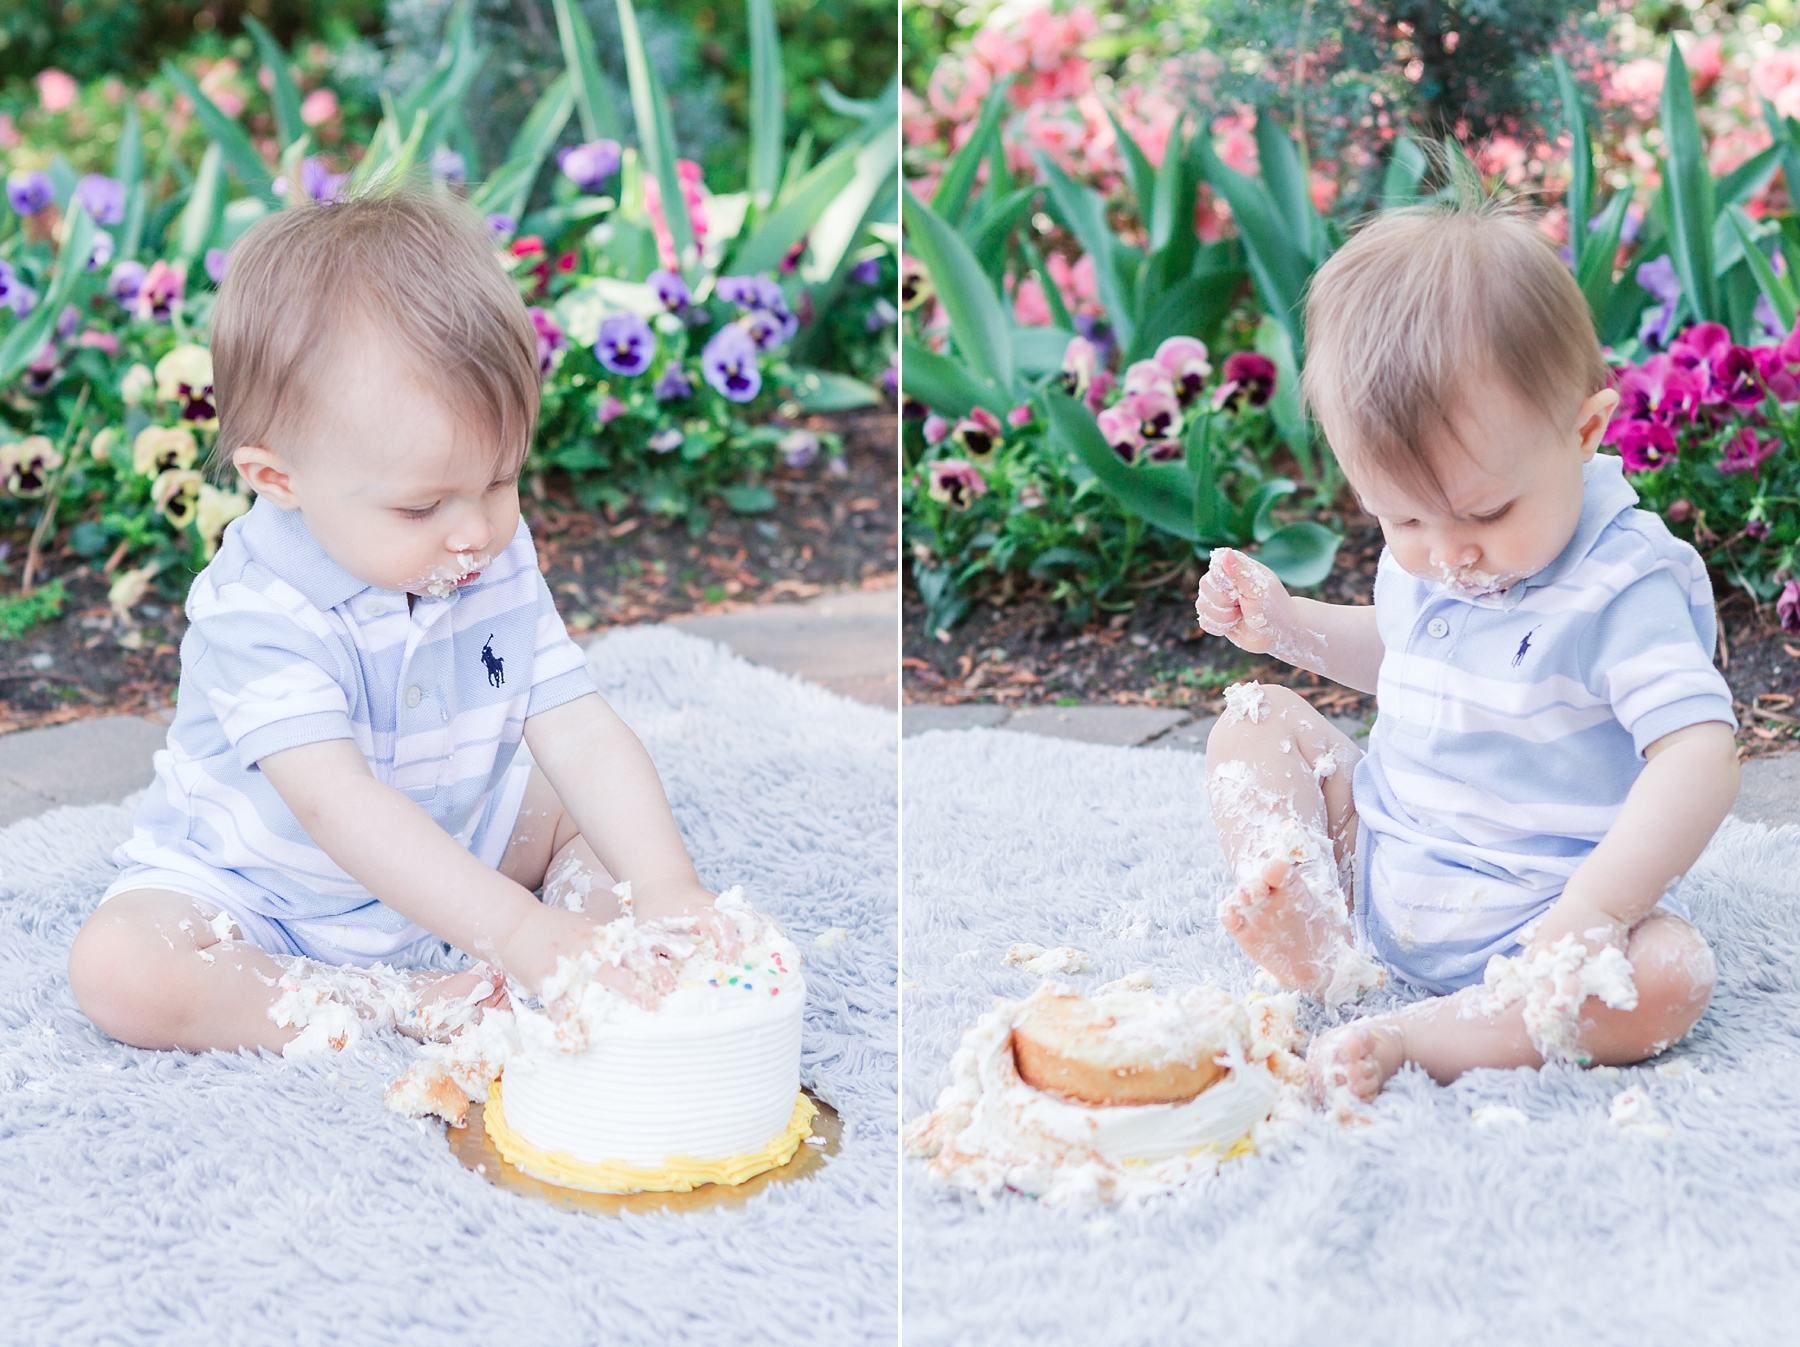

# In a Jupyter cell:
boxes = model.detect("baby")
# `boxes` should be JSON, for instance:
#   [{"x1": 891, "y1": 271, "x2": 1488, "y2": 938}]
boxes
[
  {"x1": 68, "y1": 183, "x2": 730, "y2": 1055},
  {"x1": 1195, "y1": 198, "x2": 1739, "y2": 1105}
]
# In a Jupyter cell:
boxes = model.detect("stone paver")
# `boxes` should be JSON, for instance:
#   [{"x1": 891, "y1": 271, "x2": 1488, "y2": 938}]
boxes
[
  {"x1": 667, "y1": 585, "x2": 897, "y2": 709},
  {"x1": 1738, "y1": 754, "x2": 1800, "y2": 828},
  {"x1": 1002, "y1": 705, "x2": 1191, "y2": 747},
  {"x1": 0, "y1": 715, "x2": 168, "y2": 824},
  {"x1": 901, "y1": 704, "x2": 1010, "y2": 736}
]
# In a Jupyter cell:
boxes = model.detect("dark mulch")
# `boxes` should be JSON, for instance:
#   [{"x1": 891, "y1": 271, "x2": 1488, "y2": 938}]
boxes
[
  {"x1": 0, "y1": 406, "x2": 897, "y2": 737},
  {"x1": 903, "y1": 515, "x2": 1800, "y2": 759}
]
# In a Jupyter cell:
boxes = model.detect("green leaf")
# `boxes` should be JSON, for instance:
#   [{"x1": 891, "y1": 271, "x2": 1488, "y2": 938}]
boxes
[
  {"x1": 1255, "y1": 110, "x2": 1317, "y2": 263},
  {"x1": 1013, "y1": 327, "x2": 1074, "y2": 376},
  {"x1": 816, "y1": 80, "x2": 877, "y2": 120},
  {"x1": 1381, "y1": 136, "x2": 1428, "y2": 208},
  {"x1": 177, "y1": 142, "x2": 225, "y2": 262},
  {"x1": 1762, "y1": 101, "x2": 1800, "y2": 224},
  {"x1": 733, "y1": 139, "x2": 859, "y2": 274},
  {"x1": 553, "y1": 0, "x2": 624, "y2": 143},
  {"x1": 1146, "y1": 123, "x2": 1197, "y2": 284},
  {"x1": 1577, "y1": 189, "x2": 1633, "y2": 327},
  {"x1": 1033, "y1": 152, "x2": 1136, "y2": 352},
  {"x1": 1717, "y1": 143, "x2": 1778, "y2": 211},
  {"x1": 966, "y1": 185, "x2": 1038, "y2": 282},
  {"x1": 902, "y1": 189, "x2": 1014, "y2": 392},
  {"x1": 1255, "y1": 520, "x2": 1341, "y2": 588},
  {"x1": 720, "y1": 484, "x2": 777, "y2": 514},
  {"x1": 243, "y1": 14, "x2": 305, "y2": 149},
  {"x1": 932, "y1": 81, "x2": 1011, "y2": 228},
  {"x1": 1197, "y1": 138, "x2": 1312, "y2": 352},
  {"x1": 471, "y1": 73, "x2": 575, "y2": 219},
  {"x1": 1254, "y1": 316, "x2": 1308, "y2": 475},
  {"x1": 1105, "y1": 106, "x2": 1158, "y2": 226},
  {"x1": 1554, "y1": 54, "x2": 1591, "y2": 275},
  {"x1": 746, "y1": 0, "x2": 784, "y2": 207},
  {"x1": 119, "y1": 181, "x2": 147, "y2": 260},
  {"x1": 0, "y1": 204, "x2": 95, "y2": 383},
  {"x1": 1245, "y1": 477, "x2": 1297, "y2": 542},
  {"x1": 786, "y1": 368, "x2": 882, "y2": 411},
  {"x1": 1187, "y1": 412, "x2": 1228, "y2": 543},
  {"x1": 899, "y1": 339, "x2": 1007, "y2": 418},
  {"x1": 616, "y1": 0, "x2": 693, "y2": 266},
  {"x1": 1661, "y1": 42, "x2": 1719, "y2": 323},
  {"x1": 113, "y1": 103, "x2": 142, "y2": 190},
  {"x1": 1019, "y1": 235, "x2": 1075, "y2": 333},
  {"x1": 1126, "y1": 271, "x2": 1243, "y2": 364},
  {"x1": 1043, "y1": 387, "x2": 1199, "y2": 541},
  {"x1": 1727, "y1": 205, "x2": 1797, "y2": 331},
  {"x1": 158, "y1": 61, "x2": 276, "y2": 201}
]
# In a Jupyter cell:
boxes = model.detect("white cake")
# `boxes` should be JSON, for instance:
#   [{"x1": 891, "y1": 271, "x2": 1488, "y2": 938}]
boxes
[{"x1": 487, "y1": 887, "x2": 811, "y2": 1191}]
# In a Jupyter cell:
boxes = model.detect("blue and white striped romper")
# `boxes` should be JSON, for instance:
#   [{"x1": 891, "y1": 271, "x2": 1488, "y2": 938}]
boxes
[
  {"x1": 103, "y1": 496, "x2": 597, "y2": 965},
  {"x1": 1351, "y1": 453, "x2": 1737, "y2": 994}
]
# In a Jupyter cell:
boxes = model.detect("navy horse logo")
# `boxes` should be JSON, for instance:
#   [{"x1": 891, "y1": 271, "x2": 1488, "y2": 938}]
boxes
[{"x1": 481, "y1": 634, "x2": 505, "y2": 688}]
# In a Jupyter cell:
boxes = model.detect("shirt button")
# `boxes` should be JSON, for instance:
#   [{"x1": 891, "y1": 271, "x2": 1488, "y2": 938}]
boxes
[
  {"x1": 406, "y1": 686, "x2": 421, "y2": 708},
  {"x1": 1427, "y1": 617, "x2": 1449, "y2": 638},
  {"x1": 366, "y1": 600, "x2": 386, "y2": 617}
]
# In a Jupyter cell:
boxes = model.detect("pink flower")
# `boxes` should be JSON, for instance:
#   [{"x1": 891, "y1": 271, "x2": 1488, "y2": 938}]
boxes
[
  {"x1": 135, "y1": 260, "x2": 185, "y2": 322},
  {"x1": 1095, "y1": 403, "x2": 1145, "y2": 463},
  {"x1": 1718, "y1": 426, "x2": 1781, "y2": 476},
  {"x1": 951, "y1": 407, "x2": 1003, "y2": 459},
  {"x1": 928, "y1": 459, "x2": 987, "y2": 509},
  {"x1": 1215, "y1": 352, "x2": 1278, "y2": 410},
  {"x1": 1754, "y1": 49, "x2": 1800, "y2": 122},
  {"x1": 1084, "y1": 368, "x2": 1116, "y2": 415},
  {"x1": 1752, "y1": 346, "x2": 1800, "y2": 404},
  {"x1": 76, "y1": 330, "x2": 119, "y2": 356},
  {"x1": 1609, "y1": 59, "x2": 1664, "y2": 120},
  {"x1": 923, "y1": 414, "x2": 950, "y2": 445},
  {"x1": 301, "y1": 88, "x2": 339, "y2": 126},
  {"x1": 1153, "y1": 336, "x2": 1211, "y2": 404},
  {"x1": 1610, "y1": 418, "x2": 1677, "y2": 472},
  {"x1": 596, "y1": 395, "x2": 626, "y2": 426},
  {"x1": 36, "y1": 69, "x2": 77, "y2": 113},
  {"x1": 1687, "y1": 35, "x2": 1723, "y2": 91},
  {"x1": 1611, "y1": 354, "x2": 1703, "y2": 426},
  {"x1": 1777, "y1": 580, "x2": 1800, "y2": 634},
  {"x1": 1059, "y1": 336, "x2": 1099, "y2": 398},
  {"x1": 1213, "y1": 110, "x2": 1259, "y2": 176},
  {"x1": 1123, "y1": 359, "x2": 1176, "y2": 399},
  {"x1": 1013, "y1": 275, "x2": 1053, "y2": 326},
  {"x1": 1006, "y1": 405, "x2": 1034, "y2": 428},
  {"x1": 0, "y1": 113, "x2": 17, "y2": 150}
]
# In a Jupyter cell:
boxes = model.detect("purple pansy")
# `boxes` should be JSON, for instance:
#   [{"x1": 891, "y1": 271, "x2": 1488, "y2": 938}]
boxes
[
  {"x1": 701, "y1": 324, "x2": 762, "y2": 402},
  {"x1": 653, "y1": 365, "x2": 694, "y2": 401},
  {"x1": 1635, "y1": 255, "x2": 1683, "y2": 350},
  {"x1": 1214, "y1": 351, "x2": 1278, "y2": 410},
  {"x1": 429, "y1": 147, "x2": 467, "y2": 184},
  {"x1": 54, "y1": 304, "x2": 79, "y2": 340},
  {"x1": 108, "y1": 259, "x2": 146, "y2": 306},
  {"x1": 1777, "y1": 580, "x2": 1800, "y2": 634},
  {"x1": 780, "y1": 429, "x2": 819, "y2": 469},
  {"x1": 594, "y1": 312, "x2": 656, "y2": 378},
  {"x1": 717, "y1": 274, "x2": 785, "y2": 312},
  {"x1": 648, "y1": 428, "x2": 684, "y2": 454},
  {"x1": 73, "y1": 174, "x2": 124, "y2": 226},
  {"x1": 6, "y1": 171, "x2": 52, "y2": 217},
  {"x1": 850, "y1": 258, "x2": 882, "y2": 285},
  {"x1": 485, "y1": 213, "x2": 517, "y2": 240},
  {"x1": 0, "y1": 261, "x2": 36, "y2": 318},
  {"x1": 648, "y1": 269, "x2": 690, "y2": 312},
  {"x1": 740, "y1": 309, "x2": 790, "y2": 352},
  {"x1": 86, "y1": 229, "x2": 113, "y2": 273},
  {"x1": 205, "y1": 247, "x2": 230, "y2": 285},
  {"x1": 558, "y1": 140, "x2": 622, "y2": 193}
]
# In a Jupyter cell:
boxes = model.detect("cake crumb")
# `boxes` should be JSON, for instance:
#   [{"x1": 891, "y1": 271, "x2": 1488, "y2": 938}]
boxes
[
  {"x1": 1609, "y1": 1086, "x2": 1671, "y2": 1138},
  {"x1": 1003, "y1": 944, "x2": 1094, "y2": 976}
]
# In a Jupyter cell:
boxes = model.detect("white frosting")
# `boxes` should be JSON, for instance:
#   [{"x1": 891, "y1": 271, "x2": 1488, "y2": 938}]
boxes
[
  {"x1": 1004, "y1": 943, "x2": 1094, "y2": 976},
  {"x1": 499, "y1": 887, "x2": 806, "y2": 1168},
  {"x1": 1222, "y1": 681, "x2": 1270, "y2": 723},
  {"x1": 1467, "y1": 933, "x2": 1638, "y2": 1064},
  {"x1": 906, "y1": 987, "x2": 1310, "y2": 1207},
  {"x1": 1609, "y1": 1086, "x2": 1671, "y2": 1138}
]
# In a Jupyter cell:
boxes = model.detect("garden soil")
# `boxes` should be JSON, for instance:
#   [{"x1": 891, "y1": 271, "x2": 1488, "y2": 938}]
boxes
[
  {"x1": 903, "y1": 516, "x2": 1800, "y2": 759},
  {"x1": 0, "y1": 405, "x2": 897, "y2": 736}
]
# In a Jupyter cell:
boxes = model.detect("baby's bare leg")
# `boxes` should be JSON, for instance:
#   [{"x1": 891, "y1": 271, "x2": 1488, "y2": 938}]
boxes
[
  {"x1": 1205, "y1": 683, "x2": 1379, "y2": 1001},
  {"x1": 70, "y1": 890, "x2": 303, "y2": 1053},
  {"x1": 1310, "y1": 912, "x2": 1717, "y2": 1102},
  {"x1": 498, "y1": 766, "x2": 620, "y2": 919}
]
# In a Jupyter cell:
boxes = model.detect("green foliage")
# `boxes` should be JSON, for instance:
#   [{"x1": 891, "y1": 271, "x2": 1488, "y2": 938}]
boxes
[{"x1": 0, "y1": 578, "x2": 66, "y2": 640}]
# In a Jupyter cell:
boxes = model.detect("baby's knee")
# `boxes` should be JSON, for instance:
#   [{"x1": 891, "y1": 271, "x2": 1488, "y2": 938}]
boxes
[
  {"x1": 68, "y1": 909, "x2": 188, "y2": 1047},
  {"x1": 1205, "y1": 683, "x2": 1314, "y2": 758},
  {"x1": 1633, "y1": 922, "x2": 1718, "y2": 1017}
]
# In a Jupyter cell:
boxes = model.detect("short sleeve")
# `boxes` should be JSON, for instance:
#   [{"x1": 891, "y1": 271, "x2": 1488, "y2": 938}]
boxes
[
  {"x1": 186, "y1": 579, "x2": 357, "y2": 767},
  {"x1": 524, "y1": 566, "x2": 597, "y2": 718},
  {"x1": 1580, "y1": 566, "x2": 1736, "y2": 755}
]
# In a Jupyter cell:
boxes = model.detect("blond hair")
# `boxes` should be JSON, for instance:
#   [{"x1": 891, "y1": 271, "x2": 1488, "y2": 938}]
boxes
[
  {"x1": 207, "y1": 178, "x2": 540, "y2": 483},
  {"x1": 1301, "y1": 194, "x2": 1610, "y2": 508}
]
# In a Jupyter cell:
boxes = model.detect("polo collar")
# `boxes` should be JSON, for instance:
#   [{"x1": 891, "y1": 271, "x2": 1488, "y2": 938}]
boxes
[{"x1": 237, "y1": 495, "x2": 373, "y2": 612}]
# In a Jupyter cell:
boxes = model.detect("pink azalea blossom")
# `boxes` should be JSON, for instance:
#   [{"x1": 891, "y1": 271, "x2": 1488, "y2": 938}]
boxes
[
  {"x1": 1609, "y1": 59, "x2": 1665, "y2": 121},
  {"x1": 36, "y1": 69, "x2": 77, "y2": 113},
  {"x1": 1753, "y1": 49, "x2": 1800, "y2": 123},
  {"x1": 301, "y1": 88, "x2": 339, "y2": 126}
]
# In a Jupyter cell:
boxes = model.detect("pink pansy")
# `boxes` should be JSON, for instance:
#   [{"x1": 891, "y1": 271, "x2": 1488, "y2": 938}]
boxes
[
  {"x1": 1718, "y1": 426, "x2": 1780, "y2": 476},
  {"x1": 1709, "y1": 344, "x2": 1767, "y2": 408},
  {"x1": 1610, "y1": 354, "x2": 1702, "y2": 425},
  {"x1": 1153, "y1": 336, "x2": 1211, "y2": 404},
  {"x1": 927, "y1": 459, "x2": 988, "y2": 510},
  {"x1": 1006, "y1": 405, "x2": 1034, "y2": 428},
  {"x1": 595, "y1": 396, "x2": 626, "y2": 426},
  {"x1": 1095, "y1": 403, "x2": 1145, "y2": 463},
  {"x1": 135, "y1": 260, "x2": 185, "y2": 322},
  {"x1": 1214, "y1": 352, "x2": 1278, "y2": 410},
  {"x1": 1123, "y1": 359, "x2": 1176, "y2": 399},
  {"x1": 951, "y1": 407, "x2": 1004, "y2": 459},
  {"x1": 301, "y1": 88, "x2": 339, "y2": 126},
  {"x1": 1059, "y1": 336, "x2": 1099, "y2": 398},
  {"x1": 1610, "y1": 418, "x2": 1677, "y2": 473},
  {"x1": 1119, "y1": 387, "x2": 1181, "y2": 442},
  {"x1": 1084, "y1": 368, "x2": 1116, "y2": 415},
  {"x1": 1752, "y1": 346, "x2": 1800, "y2": 404},
  {"x1": 76, "y1": 330, "x2": 119, "y2": 355},
  {"x1": 1777, "y1": 580, "x2": 1800, "y2": 635},
  {"x1": 923, "y1": 415, "x2": 950, "y2": 446}
]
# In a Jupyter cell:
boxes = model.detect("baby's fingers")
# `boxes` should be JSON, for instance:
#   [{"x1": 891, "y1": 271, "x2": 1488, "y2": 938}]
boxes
[
  {"x1": 1218, "y1": 549, "x2": 1275, "y2": 632},
  {"x1": 1194, "y1": 566, "x2": 1244, "y2": 636}
]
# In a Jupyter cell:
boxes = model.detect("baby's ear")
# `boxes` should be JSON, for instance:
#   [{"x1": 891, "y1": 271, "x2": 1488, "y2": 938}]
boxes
[
  {"x1": 1574, "y1": 387, "x2": 1620, "y2": 459},
  {"x1": 232, "y1": 444, "x2": 296, "y2": 507}
]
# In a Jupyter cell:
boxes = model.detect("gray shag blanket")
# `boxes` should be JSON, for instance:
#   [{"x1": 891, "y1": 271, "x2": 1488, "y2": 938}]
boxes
[
  {"x1": 0, "y1": 627, "x2": 897, "y2": 1345},
  {"x1": 902, "y1": 727, "x2": 1800, "y2": 1346}
]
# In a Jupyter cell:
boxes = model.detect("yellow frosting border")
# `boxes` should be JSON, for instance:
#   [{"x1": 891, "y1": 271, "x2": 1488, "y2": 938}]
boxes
[{"x1": 484, "y1": 1081, "x2": 818, "y2": 1194}]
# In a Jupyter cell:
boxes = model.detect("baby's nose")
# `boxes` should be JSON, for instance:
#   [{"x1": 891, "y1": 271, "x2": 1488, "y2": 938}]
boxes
[
  {"x1": 1430, "y1": 541, "x2": 1482, "y2": 570},
  {"x1": 445, "y1": 521, "x2": 491, "y2": 555}
]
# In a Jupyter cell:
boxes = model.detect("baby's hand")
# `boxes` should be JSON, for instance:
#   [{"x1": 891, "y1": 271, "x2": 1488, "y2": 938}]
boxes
[
  {"x1": 1194, "y1": 548, "x2": 1293, "y2": 656},
  {"x1": 500, "y1": 903, "x2": 604, "y2": 995},
  {"x1": 632, "y1": 876, "x2": 740, "y2": 963}
]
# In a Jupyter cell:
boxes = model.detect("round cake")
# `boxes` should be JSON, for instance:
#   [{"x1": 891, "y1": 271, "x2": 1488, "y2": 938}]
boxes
[
  {"x1": 485, "y1": 888, "x2": 812, "y2": 1193},
  {"x1": 1011, "y1": 986, "x2": 1233, "y2": 1106}
]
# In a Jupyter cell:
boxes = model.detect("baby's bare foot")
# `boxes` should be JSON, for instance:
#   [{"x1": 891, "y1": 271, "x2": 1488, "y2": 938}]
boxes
[
  {"x1": 399, "y1": 967, "x2": 509, "y2": 1042},
  {"x1": 1308, "y1": 1020, "x2": 1406, "y2": 1115},
  {"x1": 1218, "y1": 858, "x2": 1356, "y2": 997}
]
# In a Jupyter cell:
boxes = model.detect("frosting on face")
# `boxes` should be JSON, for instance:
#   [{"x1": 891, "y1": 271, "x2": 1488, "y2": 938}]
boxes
[{"x1": 906, "y1": 984, "x2": 1312, "y2": 1207}]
